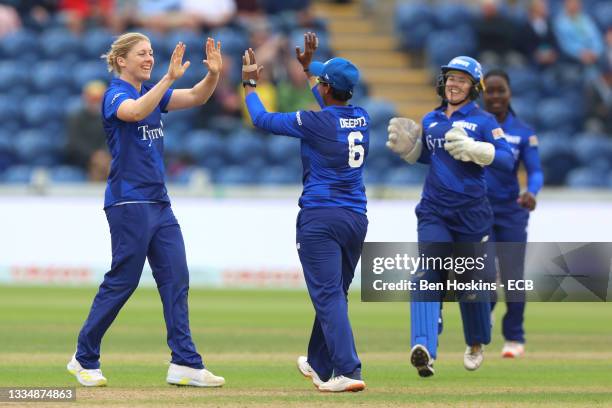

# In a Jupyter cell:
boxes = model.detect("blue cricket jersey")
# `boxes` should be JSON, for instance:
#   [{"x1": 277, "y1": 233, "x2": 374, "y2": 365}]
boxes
[
  {"x1": 245, "y1": 91, "x2": 369, "y2": 214},
  {"x1": 418, "y1": 101, "x2": 513, "y2": 208},
  {"x1": 101, "y1": 78, "x2": 173, "y2": 208},
  {"x1": 485, "y1": 111, "x2": 543, "y2": 203}
]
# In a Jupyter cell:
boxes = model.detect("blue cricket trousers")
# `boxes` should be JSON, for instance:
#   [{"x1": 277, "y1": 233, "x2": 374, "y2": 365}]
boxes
[
  {"x1": 296, "y1": 207, "x2": 368, "y2": 381},
  {"x1": 490, "y1": 199, "x2": 529, "y2": 344},
  {"x1": 412, "y1": 199, "x2": 493, "y2": 359},
  {"x1": 76, "y1": 202, "x2": 204, "y2": 369}
]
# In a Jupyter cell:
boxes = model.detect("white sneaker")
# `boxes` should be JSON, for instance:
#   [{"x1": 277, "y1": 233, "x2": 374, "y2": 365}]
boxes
[
  {"x1": 318, "y1": 375, "x2": 365, "y2": 392},
  {"x1": 410, "y1": 345, "x2": 435, "y2": 377},
  {"x1": 501, "y1": 341, "x2": 525, "y2": 358},
  {"x1": 464, "y1": 344, "x2": 484, "y2": 371},
  {"x1": 166, "y1": 363, "x2": 225, "y2": 387},
  {"x1": 296, "y1": 356, "x2": 323, "y2": 388},
  {"x1": 67, "y1": 354, "x2": 107, "y2": 387}
]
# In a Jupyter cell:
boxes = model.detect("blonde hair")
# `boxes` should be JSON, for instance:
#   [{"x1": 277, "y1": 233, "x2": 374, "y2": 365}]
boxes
[{"x1": 102, "y1": 32, "x2": 151, "y2": 74}]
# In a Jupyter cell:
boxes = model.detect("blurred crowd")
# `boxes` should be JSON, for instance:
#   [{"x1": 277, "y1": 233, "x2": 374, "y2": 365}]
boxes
[
  {"x1": 397, "y1": 0, "x2": 612, "y2": 187},
  {"x1": 0, "y1": 0, "x2": 354, "y2": 184},
  {"x1": 0, "y1": 0, "x2": 610, "y2": 187}
]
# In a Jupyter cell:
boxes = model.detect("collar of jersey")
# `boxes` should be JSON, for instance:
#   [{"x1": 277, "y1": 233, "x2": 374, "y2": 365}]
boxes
[
  {"x1": 434, "y1": 101, "x2": 477, "y2": 118},
  {"x1": 111, "y1": 77, "x2": 142, "y2": 96},
  {"x1": 323, "y1": 104, "x2": 354, "y2": 111},
  {"x1": 502, "y1": 110, "x2": 516, "y2": 128}
]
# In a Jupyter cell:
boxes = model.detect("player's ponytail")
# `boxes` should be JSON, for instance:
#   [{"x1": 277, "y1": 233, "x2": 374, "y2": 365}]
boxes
[{"x1": 102, "y1": 32, "x2": 151, "y2": 74}]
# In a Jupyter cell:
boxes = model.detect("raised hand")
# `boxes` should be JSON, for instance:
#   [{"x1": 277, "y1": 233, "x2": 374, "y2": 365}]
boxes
[
  {"x1": 203, "y1": 37, "x2": 222, "y2": 76},
  {"x1": 387, "y1": 117, "x2": 423, "y2": 164},
  {"x1": 295, "y1": 32, "x2": 318, "y2": 71},
  {"x1": 242, "y1": 48, "x2": 263, "y2": 82},
  {"x1": 167, "y1": 42, "x2": 190, "y2": 81}
]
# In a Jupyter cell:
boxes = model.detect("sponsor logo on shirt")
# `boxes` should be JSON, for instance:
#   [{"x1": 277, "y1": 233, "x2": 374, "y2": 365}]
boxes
[
  {"x1": 110, "y1": 92, "x2": 125, "y2": 105},
  {"x1": 502, "y1": 134, "x2": 522, "y2": 145},
  {"x1": 138, "y1": 125, "x2": 164, "y2": 146},
  {"x1": 428, "y1": 122, "x2": 438, "y2": 129},
  {"x1": 451, "y1": 120, "x2": 477, "y2": 132},
  {"x1": 492, "y1": 128, "x2": 504, "y2": 140},
  {"x1": 425, "y1": 134, "x2": 444, "y2": 152},
  {"x1": 296, "y1": 111, "x2": 302, "y2": 126},
  {"x1": 339, "y1": 116, "x2": 367, "y2": 128}
]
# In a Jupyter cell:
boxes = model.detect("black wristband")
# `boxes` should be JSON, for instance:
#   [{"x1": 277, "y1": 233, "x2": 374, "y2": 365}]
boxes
[{"x1": 242, "y1": 79, "x2": 257, "y2": 88}]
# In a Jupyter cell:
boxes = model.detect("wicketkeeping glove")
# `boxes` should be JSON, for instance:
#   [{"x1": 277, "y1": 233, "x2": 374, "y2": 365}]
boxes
[
  {"x1": 444, "y1": 127, "x2": 495, "y2": 166},
  {"x1": 386, "y1": 117, "x2": 422, "y2": 164}
]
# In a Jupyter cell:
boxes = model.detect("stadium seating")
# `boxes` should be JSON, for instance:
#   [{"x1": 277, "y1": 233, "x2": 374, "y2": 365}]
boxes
[{"x1": 0, "y1": 0, "x2": 609, "y2": 187}]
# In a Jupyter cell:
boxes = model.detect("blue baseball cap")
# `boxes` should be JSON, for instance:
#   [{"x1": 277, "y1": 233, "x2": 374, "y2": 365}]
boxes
[{"x1": 309, "y1": 57, "x2": 359, "y2": 94}]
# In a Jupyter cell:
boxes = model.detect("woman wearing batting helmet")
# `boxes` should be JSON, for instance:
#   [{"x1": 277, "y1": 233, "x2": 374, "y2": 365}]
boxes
[{"x1": 386, "y1": 56, "x2": 514, "y2": 377}]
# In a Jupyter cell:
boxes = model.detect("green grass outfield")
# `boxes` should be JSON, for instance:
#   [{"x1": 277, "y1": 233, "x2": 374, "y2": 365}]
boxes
[{"x1": 1, "y1": 286, "x2": 611, "y2": 407}]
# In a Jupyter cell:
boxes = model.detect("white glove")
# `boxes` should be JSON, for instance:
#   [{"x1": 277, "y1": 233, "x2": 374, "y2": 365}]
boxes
[
  {"x1": 444, "y1": 127, "x2": 495, "y2": 166},
  {"x1": 386, "y1": 117, "x2": 422, "y2": 164}
]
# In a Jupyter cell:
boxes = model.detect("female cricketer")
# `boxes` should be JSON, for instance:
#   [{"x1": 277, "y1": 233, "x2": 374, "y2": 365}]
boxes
[
  {"x1": 242, "y1": 32, "x2": 369, "y2": 392},
  {"x1": 67, "y1": 32, "x2": 225, "y2": 388},
  {"x1": 386, "y1": 56, "x2": 514, "y2": 377},
  {"x1": 483, "y1": 69, "x2": 543, "y2": 358}
]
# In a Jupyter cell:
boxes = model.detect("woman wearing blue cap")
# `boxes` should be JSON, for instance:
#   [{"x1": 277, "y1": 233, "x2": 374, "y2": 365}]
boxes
[
  {"x1": 386, "y1": 56, "x2": 514, "y2": 376},
  {"x1": 242, "y1": 33, "x2": 369, "y2": 392}
]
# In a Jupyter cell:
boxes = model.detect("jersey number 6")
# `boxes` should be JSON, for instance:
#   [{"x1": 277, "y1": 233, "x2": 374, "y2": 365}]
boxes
[{"x1": 348, "y1": 131, "x2": 365, "y2": 168}]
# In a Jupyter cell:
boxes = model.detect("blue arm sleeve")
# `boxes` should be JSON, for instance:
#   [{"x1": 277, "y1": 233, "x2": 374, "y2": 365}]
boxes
[
  {"x1": 521, "y1": 136, "x2": 544, "y2": 195},
  {"x1": 417, "y1": 133, "x2": 431, "y2": 164},
  {"x1": 490, "y1": 139, "x2": 514, "y2": 172},
  {"x1": 481, "y1": 117, "x2": 513, "y2": 172},
  {"x1": 103, "y1": 89, "x2": 131, "y2": 120},
  {"x1": 311, "y1": 85, "x2": 325, "y2": 109},
  {"x1": 245, "y1": 92, "x2": 303, "y2": 138}
]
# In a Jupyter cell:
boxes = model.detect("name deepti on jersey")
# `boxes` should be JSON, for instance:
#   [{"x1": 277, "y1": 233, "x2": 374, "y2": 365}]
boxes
[{"x1": 339, "y1": 116, "x2": 367, "y2": 128}]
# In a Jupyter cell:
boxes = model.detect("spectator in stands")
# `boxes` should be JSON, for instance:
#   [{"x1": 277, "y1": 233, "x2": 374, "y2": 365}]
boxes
[
  {"x1": 179, "y1": 0, "x2": 236, "y2": 30},
  {"x1": 260, "y1": 0, "x2": 311, "y2": 14},
  {"x1": 248, "y1": 18, "x2": 285, "y2": 70},
  {"x1": 0, "y1": 3, "x2": 20, "y2": 38},
  {"x1": 277, "y1": 59, "x2": 319, "y2": 112},
  {"x1": 519, "y1": 0, "x2": 560, "y2": 68},
  {"x1": 554, "y1": 0, "x2": 604, "y2": 68},
  {"x1": 474, "y1": 0, "x2": 521, "y2": 66},
  {"x1": 235, "y1": 0, "x2": 263, "y2": 21},
  {"x1": 58, "y1": 0, "x2": 114, "y2": 33},
  {"x1": 131, "y1": 0, "x2": 181, "y2": 33},
  {"x1": 194, "y1": 56, "x2": 242, "y2": 129},
  {"x1": 585, "y1": 28, "x2": 612, "y2": 133},
  {"x1": 11, "y1": 0, "x2": 57, "y2": 31},
  {"x1": 131, "y1": 0, "x2": 236, "y2": 33},
  {"x1": 65, "y1": 80, "x2": 110, "y2": 182}
]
